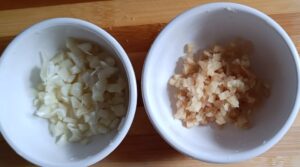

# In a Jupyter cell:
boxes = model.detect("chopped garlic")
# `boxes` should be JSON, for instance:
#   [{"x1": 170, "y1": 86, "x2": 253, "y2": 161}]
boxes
[{"x1": 34, "y1": 38, "x2": 127, "y2": 144}]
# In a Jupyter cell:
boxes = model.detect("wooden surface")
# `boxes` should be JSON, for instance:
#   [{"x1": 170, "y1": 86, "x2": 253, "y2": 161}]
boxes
[{"x1": 1, "y1": 0, "x2": 300, "y2": 166}]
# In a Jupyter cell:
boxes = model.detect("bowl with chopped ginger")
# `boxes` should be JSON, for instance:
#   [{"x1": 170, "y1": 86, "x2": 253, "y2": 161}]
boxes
[{"x1": 142, "y1": 2, "x2": 300, "y2": 163}]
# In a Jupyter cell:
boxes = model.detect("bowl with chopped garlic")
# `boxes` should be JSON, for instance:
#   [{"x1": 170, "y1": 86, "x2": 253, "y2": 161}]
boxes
[
  {"x1": 142, "y1": 2, "x2": 300, "y2": 163},
  {"x1": 0, "y1": 18, "x2": 137, "y2": 166}
]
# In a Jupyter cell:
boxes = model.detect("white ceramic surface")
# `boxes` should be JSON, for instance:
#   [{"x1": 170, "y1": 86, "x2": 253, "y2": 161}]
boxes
[
  {"x1": 0, "y1": 18, "x2": 137, "y2": 166},
  {"x1": 142, "y1": 2, "x2": 300, "y2": 163}
]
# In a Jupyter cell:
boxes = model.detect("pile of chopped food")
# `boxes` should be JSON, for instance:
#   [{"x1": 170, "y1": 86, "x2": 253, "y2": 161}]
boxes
[
  {"x1": 169, "y1": 39, "x2": 269, "y2": 128},
  {"x1": 34, "y1": 38, "x2": 127, "y2": 144}
]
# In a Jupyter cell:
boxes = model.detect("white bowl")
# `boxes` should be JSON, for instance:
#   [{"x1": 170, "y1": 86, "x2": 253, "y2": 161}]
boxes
[
  {"x1": 142, "y1": 2, "x2": 300, "y2": 163},
  {"x1": 0, "y1": 18, "x2": 137, "y2": 166}
]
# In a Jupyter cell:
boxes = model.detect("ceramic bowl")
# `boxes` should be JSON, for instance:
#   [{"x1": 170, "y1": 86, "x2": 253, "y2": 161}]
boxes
[
  {"x1": 142, "y1": 2, "x2": 300, "y2": 163},
  {"x1": 0, "y1": 18, "x2": 137, "y2": 166}
]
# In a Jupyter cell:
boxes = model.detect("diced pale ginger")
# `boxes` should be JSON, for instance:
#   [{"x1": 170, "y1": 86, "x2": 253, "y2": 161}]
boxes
[{"x1": 169, "y1": 39, "x2": 269, "y2": 128}]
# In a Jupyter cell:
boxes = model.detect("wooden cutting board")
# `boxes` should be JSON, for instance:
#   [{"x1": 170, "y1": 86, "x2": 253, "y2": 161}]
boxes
[{"x1": 1, "y1": 0, "x2": 300, "y2": 166}]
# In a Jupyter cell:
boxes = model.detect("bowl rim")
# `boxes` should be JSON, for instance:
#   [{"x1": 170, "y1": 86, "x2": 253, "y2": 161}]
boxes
[
  {"x1": 142, "y1": 2, "x2": 300, "y2": 163},
  {"x1": 0, "y1": 18, "x2": 137, "y2": 166}
]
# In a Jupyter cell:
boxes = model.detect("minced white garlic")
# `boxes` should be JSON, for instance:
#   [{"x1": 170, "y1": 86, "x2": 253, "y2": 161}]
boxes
[{"x1": 34, "y1": 38, "x2": 127, "y2": 144}]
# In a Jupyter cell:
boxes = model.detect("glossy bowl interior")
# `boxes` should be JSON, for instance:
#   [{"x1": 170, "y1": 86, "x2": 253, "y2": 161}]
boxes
[
  {"x1": 142, "y1": 3, "x2": 300, "y2": 163},
  {"x1": 0, "y1": 18, "x2": 137, "y2": 166}
]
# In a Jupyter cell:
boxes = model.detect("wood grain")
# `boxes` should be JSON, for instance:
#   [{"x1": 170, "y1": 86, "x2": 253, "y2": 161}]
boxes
[
  {"x1": 0, "y1": 0, "x2": 300, "y2": 166},
  {"x1": 0, "y1": 0, "x2": 107, "y2": 10},
  {"x1": 1, "y1": 0, "x2": 300, "y2": 36}
]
